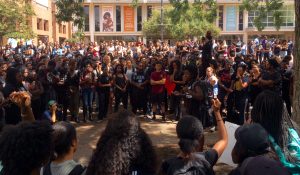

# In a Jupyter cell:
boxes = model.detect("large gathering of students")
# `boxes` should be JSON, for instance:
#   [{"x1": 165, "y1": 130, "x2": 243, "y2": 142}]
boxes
[{"x1": 0, "y1": 31, "x2": 299, "y2": 175}]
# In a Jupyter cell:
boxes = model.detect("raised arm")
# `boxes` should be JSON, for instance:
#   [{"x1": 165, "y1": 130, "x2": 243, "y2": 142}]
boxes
[{"x1": 212, "y1": 99, "x2": 228, "y2": 157}]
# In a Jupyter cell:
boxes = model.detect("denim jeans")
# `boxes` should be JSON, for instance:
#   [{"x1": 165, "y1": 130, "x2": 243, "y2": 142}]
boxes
[{"x1": 82, "y1": 88, "x2": 93, "y2": 108}]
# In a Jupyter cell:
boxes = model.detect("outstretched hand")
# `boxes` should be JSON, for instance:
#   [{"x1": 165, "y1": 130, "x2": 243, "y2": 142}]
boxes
[{"x1": 211, "y1": 99, "x2": 221, "y2": 113}]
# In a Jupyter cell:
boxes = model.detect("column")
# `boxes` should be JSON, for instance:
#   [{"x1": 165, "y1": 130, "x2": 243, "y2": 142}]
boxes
[{"x1": 89, "y1": 3, "x2": 95, "y2": 42}]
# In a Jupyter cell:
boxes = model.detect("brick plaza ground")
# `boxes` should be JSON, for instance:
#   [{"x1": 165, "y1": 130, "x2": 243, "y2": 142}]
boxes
[{"x1": 73, "y1": 116, "x2": 233, "y2": 175}]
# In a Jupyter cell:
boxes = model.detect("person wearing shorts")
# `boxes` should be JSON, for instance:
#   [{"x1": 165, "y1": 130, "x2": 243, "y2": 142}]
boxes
[{"x1": 150, "y1": 62, "x2": 166, "y2": 121}]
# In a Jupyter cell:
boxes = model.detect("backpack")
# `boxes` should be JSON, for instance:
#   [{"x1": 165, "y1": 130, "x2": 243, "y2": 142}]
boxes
[{"x1": 43, "y1": 162, "x2": 86, "y2": 175}]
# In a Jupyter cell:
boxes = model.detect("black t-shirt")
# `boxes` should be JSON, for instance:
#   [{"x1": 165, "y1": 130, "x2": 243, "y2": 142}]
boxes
[
  {"x1": 161, "y1": 149, "x2": 218, "y2": 175},
  {"x1": 261, "y1": 70, "x2": 282, "y2": 95},
  {"x1": 98, "y1": 74, "x2": 111, "y2": 92}
]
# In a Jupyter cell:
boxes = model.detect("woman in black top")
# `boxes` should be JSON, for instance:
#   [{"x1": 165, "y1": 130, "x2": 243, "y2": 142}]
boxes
[
  {"x1": 161, "y1": 100, "x2": 227, "y2": 175},
  {"x1": 170, "y1": 60, "x2": 184, "y2": 121},
  {"x1": 2, "y1": 67, "x2": 27, "y2": 124},
  {"x1": 97, "y1": 67, "x2": 112, "y2": 120},
  {"x1": 248, "y1": 64, "x2": 262, "y2": 105},
  {"x1": 113, "y1": 64, "x2": 128, "y2": 112}
]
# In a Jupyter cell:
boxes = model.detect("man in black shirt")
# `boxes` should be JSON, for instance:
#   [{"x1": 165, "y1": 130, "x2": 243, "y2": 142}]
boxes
[{"x1": 131, "y1": 62, "x2": 149, "y2": 115}]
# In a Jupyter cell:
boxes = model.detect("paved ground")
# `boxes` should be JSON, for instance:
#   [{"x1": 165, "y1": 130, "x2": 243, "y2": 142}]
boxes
[{"x1": 73, "y1": 116, "x2": 233, "y2": 175}]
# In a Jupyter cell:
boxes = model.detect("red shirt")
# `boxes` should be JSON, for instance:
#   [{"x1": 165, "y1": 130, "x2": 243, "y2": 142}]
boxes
[{"x1": 151, "y1": 71, "x2": 166, "y2": 94}]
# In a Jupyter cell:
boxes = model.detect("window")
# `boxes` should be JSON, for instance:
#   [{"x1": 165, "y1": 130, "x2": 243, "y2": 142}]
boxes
[
  {"x1": 84, "y1": 6, "x2": 90, "y2": 31},
  {"x1": 44, "y1": 20, "x2": 49, "y2": 31},
  {"x1": 37, "y1": 18, "x2": 43, "y2": 30},
  {"x1": 147, "y1": 6, "x2": 152, "y2": 19},
  {"x1": 95, "y1": 6, "x2": 100, "y2": 31},
  {"x1": 248, "y1": 5, "x2": 295, "y2": 28},
  {"x1": 238, "y1": 8, "x2": 243, "y2": 31},
  {"x1": 116, "y1": 6, "x2": 121, "y2": 32},
  {"x1": 137, "y1": 6, "x2": 142, "y2": 31},
  {"x1": 59, "y1": 24, "x2": 62, "y2": 33},
  {"x1": 218, "y1": 6, "x2": 224, "y2": 30},
  {"x1": 63, "y1": 25, "x2": 66, "y2": 34}
]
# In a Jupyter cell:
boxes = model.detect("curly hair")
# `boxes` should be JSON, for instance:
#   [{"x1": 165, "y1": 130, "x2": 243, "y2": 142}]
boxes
[
  {"x1": 0, "y1": 121, "x2": 53, "y2": 175},
  {"x1": 86, "y1": 110, "x2": 157, "y2": 175}
]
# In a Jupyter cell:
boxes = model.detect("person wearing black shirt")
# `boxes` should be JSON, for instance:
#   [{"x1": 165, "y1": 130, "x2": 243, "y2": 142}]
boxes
[
  {"x1": 170, "y1": 60, "x2": 184, "y2": 121},
  {"x1": 2, "y1": 67, "x2": 27, "y2": 124},
  {"x1": 65, "y1": 60, "x2": 80, "y2": 122},
  {"x1": 258, "y1": 59, "x2": 282, "y2": 95},
  {"x1": 113, "y1": 64, "x2": 128, "y2": 112},
  {"x1": 96, "y1": 67, "x2": 112, "y2": 120},
  {"x1": 161, "y1": 100, "x2": 227, "y2": 175},
  {"x1": 131, "y1": 62, "x2": 148, "y2": 115},
  {"x1": 281, "y1": 61, "x2": 292, "y2": 116}
]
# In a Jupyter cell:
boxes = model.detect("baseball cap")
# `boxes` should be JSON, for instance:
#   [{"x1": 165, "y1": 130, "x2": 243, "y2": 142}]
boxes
[
  {"x1": 235, "y1": 123, "x2": 270, "y2": 154},
  {"x1": 240, "y1": 156, "x2": 290, "y2": 175},
  {"x1": 48, "y1": 100, "x2": 56, "y2": 107}
]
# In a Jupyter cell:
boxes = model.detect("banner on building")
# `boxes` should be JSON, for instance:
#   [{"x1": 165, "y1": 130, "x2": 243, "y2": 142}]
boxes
[
  {"x1": 124, "y1": 6, "x2": 135, "y2": 32},
  {"x1": 102, "y1": 6, "x2": 114, "y2": 32},
  {"x1": 226, "y1": 6, "x2": 237, "y2": 31}
]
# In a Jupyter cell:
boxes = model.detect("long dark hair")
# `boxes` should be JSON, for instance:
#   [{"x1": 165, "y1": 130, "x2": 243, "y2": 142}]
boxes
[
  {"x1": 251, "y1": 90, "x2": 283, "y2": 147},
  {"x1": 5, "y1": 67, "x2": 22, "y2": 86},
  {"x1": 86, "y1": 110, "x2": 157, "y2": 175}
]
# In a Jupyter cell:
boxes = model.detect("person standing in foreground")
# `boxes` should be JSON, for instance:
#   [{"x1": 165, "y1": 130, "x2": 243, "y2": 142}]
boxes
[
  {"x1": 150, "y1": 62, "x2": 167, "y2": 121},
  {"x1": 161, "y1": 99, "x2": 228, "y2": 175}
]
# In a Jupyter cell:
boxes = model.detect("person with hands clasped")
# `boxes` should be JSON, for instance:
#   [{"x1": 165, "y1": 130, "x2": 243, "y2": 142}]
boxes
[
  {"x1": 42, "y1": 100, "x2": 58, "y2": 124},
  {"x1": 161, "y1": 99, "x2": 228, "y2": 175}
]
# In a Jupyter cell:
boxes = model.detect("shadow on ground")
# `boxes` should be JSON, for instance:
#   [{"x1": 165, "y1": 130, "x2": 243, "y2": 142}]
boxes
[{"x1": 73, "y1": 116, "x2": 233, "y2": 175}]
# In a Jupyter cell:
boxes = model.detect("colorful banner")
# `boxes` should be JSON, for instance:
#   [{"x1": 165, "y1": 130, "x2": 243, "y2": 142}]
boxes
[
  {"x1": 102, "y1": 6, "x2": 114, "y2": 32},
  {"x1": 226, "y1": 6, "x2": 237, "y2": 31},
  {"x1": 124, "y1": 6, "x2": 135, "y2": 32}
]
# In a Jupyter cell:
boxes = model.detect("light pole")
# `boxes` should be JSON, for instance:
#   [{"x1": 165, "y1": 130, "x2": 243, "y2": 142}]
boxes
[{"x1": 160, "y1": 0, "x2": 163, "y2": 42}]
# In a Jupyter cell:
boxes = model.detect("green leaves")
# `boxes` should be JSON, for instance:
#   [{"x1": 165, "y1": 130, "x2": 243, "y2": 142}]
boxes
[
  {"x1": 143, "y1": 0, "x2": 220, "y2": 40},
  {"x1": 55, "y1": 0, "x2": 85, "y2": 30},
  {"x1": 242, "y1": 0, "x2": 284, "y2": 31},
  {"x1": 0, "y1": 0, "x2": 35, "y2": 40}
]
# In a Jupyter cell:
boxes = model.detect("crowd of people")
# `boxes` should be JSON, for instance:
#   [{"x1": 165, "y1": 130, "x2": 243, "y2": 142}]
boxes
[{"x1": 0, "y1": 31, "x2": 299, "y2": 175}]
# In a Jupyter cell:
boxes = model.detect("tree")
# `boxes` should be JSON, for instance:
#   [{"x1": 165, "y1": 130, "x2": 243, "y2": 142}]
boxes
[
  {"x1": 66, "y1": 31, "x2": 85, "y2": 43},
  {"x1": 55, "y1": 0, "x2": 85, "y2": 30},
  {"x1": 142, "y1": 0, "x2": 220, "y2": 40},
  {"x1": 241, "y1": 0, "x2": 284, "y2": 31},
  {"x1": 293, "y1": 0, "x2": 300, "y2": 125},
  {"x1": 0, "y1": 0, "x2": 35, "y2": 42}
]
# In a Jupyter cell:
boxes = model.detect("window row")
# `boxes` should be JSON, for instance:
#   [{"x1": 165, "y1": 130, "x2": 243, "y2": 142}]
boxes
[
  {"x1": 248, "y1": 5, "x2": 295, "y2": 28},
  {"x1": 37, "y1": 18, "x2": 49, "y2": 31},
  {"x1": 84, "y1": 5, "x2": 153, "y2": 32}
]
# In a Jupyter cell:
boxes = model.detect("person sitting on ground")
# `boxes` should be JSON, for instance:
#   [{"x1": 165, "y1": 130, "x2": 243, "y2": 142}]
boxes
[
  {"x1": 229, "y1": 123, "x2": 289, "y2": 175},
  {"x1": 41, "y1": 121, "x2": 86, "y2": 175},
  {"x1": 0, "y1": 121, "x2": 53, "y2": 175},
  {"x1": 161, "y1": 99, "x2": 228, "y2": 175},
  {"x1": 86, "y1": 110, "x2": 157, "y2": 175}
]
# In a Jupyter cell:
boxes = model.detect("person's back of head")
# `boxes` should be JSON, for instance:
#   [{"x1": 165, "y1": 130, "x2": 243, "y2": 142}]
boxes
[
  {"x1": 52, "y1": 121, "x2": 77, "y2": 160},
  {"x1": 86, "y1": 110, "x2": 157, "y2": 175},
  {"x1": 176, "y1": 115, "x2": 204, "y2": 155},
  {"x1": 230, "y1": 123, "x2": 290, "y2": 175},
  {"x1": 251, "y1": 90, "x2": 283, "y2": 146},
  {"x1": 0, "y1": 121, "x2": 53, "y2": 175}
]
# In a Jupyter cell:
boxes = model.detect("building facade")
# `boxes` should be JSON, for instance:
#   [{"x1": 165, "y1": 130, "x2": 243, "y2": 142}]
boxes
[
  {"x1": 82, "y1": 0, "x2": 295, "y2": 43},
  {"x1": 30, "y1": 0, "x2": 73, "y2": 44}
]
